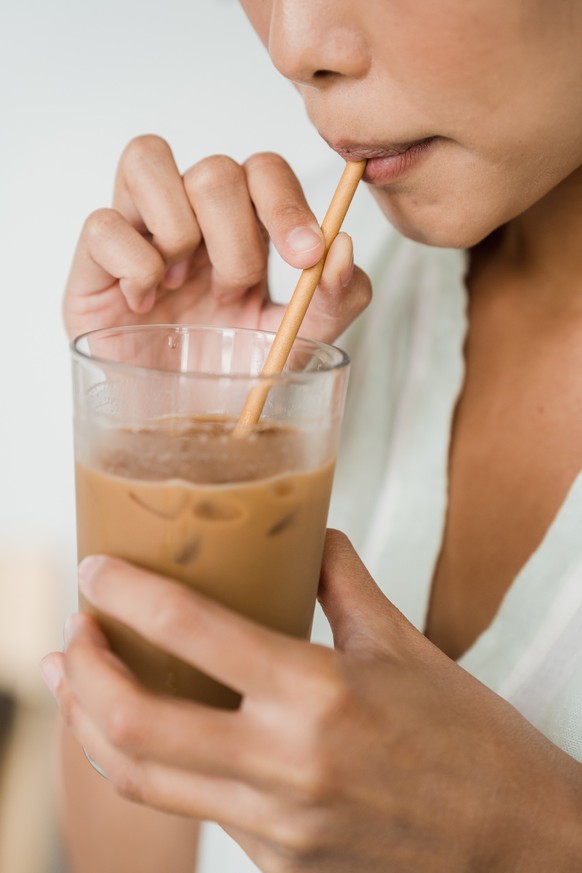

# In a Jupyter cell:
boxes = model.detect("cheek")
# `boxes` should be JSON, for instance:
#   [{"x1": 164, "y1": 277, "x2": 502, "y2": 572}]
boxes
[
  {"x1": 373, "y1": 2, "x2": 494, "y2": 72},
  {"x1": 370, "y1": 0, "x2": 568, "y2": 140}
]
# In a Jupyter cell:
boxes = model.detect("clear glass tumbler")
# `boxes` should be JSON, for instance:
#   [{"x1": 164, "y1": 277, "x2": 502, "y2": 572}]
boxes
[{"x1": 71, "y1": 324, "x2": 350, "y2": 709}]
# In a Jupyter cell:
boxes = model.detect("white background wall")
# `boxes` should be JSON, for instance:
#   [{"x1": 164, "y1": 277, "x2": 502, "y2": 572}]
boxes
[
  {"x1": 1, "y1": 0, "x2": 390, "y2": 628},
  {"x1": 0, "y1": 7, "x2": 390, "y2": 867},
  {"x1": 0, "y1": 0, "x2": 370, "y2": 594}
]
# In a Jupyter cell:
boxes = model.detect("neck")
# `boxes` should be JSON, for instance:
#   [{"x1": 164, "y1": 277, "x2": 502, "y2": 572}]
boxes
[{"x1": 489, "y1": 164, "x2": 582, "y2": 308}]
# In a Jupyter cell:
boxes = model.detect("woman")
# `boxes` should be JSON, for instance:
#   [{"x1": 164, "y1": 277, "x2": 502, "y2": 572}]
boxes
[{"x1": 43, "y1": 1, "x2": 582, "y2": 870}]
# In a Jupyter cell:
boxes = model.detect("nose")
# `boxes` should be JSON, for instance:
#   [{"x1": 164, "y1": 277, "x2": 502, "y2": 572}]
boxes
[{"x1": 267, "y1": 0, "x2": 369, "y2": 87}]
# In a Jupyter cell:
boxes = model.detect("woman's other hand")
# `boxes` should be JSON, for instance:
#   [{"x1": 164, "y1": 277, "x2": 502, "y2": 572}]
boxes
[
  {"x1": 64, "y1": 136, "x2": 371, "y2": 342},
  {"x1": 42, "y1": 531, "x2": 582, "y2": 872}
]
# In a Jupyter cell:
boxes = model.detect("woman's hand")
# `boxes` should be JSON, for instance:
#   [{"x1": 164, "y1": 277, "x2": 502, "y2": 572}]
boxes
[
  {"x1": 64, "y1": 135, "x2": 371, "y2": 342},
  {"x1": 42, "y1": 532, "x2": 582, "y2": 873}
]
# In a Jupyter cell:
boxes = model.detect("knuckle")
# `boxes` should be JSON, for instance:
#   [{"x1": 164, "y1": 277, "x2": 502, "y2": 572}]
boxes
[
  {"x1": 121, "y1": 134, "x2": 172, "y2": 172},
  {"x1": 220, "y1": 257, "x2": 266, "y2": 292},
  {"x1": 150, "y1": 591, "x2": 191, "y2": 641},
  {"x1": 163, "y1": 228, "x2": 197, "y2": 258},
  {"x1": 300, "y1": 697, "x2": 351, "y2": 797},
  {"x1": 59, "y1": 690, "x2": 78, "y2": 732},
  {"x1": 123, "y1": 261, "x2": 164, "y2": 294},
  {"x1": 150, "y1": 219, "x2": 198, "y2": 262},
  {"x1": 113, "y1": 760, "x2": 145, "y2": 803},
  {"x1": 83, "y1": 208, "x2": 120, "y2": 245},
  {"x1": 185, "y1": 154, "x2": 244, "y2": 197},
  {"x1": 246, "y1": 263, "x2": 267, "y2": 287},
  {"x1": 245, "y1": 151, "x2": 291, "y2": 176},
  {"x1": 104, "y1": 701, "x2": 141, "y2": 750},
  {"x1": 293, "y1": 649, "x2": 351, "y2": 715},
  {"x1": 270, "y1": 200, "x2": 311, "y2": 229},
  {"x1": 314, "y1": 668, "x2": 352, "y2": 725},
  {"x1": 267, "y1": 814, "x2": 324, "y2": 865},
  {"x1": 281, "y1": 665, "x2": 349, "y2": 803},
  {"x1": 135, "y1": 265, "x2": 164, "y2": 289},
  {"x1": 293, "y1": 754, "x2": 333, "y2": 804},
  {"x1": 246, "y1": 153, "x2": 311, "y2": 227}
]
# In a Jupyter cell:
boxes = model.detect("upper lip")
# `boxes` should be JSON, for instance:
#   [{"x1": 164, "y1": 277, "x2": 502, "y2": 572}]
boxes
[{"x1": 329, "y1": 138, "x2": 434, "y2": 162}]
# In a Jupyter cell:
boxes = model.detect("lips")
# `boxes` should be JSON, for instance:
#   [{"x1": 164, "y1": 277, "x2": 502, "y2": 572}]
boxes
[{"x1": 330, "y1": 137, "x2": 437, "y2": 184}]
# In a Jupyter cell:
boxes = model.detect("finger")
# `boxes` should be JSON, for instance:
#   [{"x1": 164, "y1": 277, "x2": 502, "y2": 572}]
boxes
[
  {"x1": 60, "y1": 618, "x2": 340, "y2": 806},
  {"x1": 255, "y1": 234, "x2": 371, "y2": 342},
  {"x1": 64, "y1": 611, "x2": 110, "y2": 651},
  {"x1": 63, "y1": 626, "x2": 273, "y2": 783},
  {"x1": 244, "y1": 152, "x2": 325, "y2": 269},
  {"x1": 110, "y1": 763, "x2": 267, "y2": 834},
  {"x1": 302, "y1": 233, "x2": 372, "y2": 344},
  {"x1": 317, "y1": 530, "x2": 407, "y2": 657},
  {"x1": 114, "y1": 135, "x2": 200, "y2": 274},
  {"x1": 49, "y1": 657, "x2": 265, "y2": 830},
  {"x1": 41, "y1": 652, "x2": 66, "y2": 697},
  {"x1": 41, "y1": 614, "x2": 109, "y2": 696},
  {"x1": 182, "y1": 155, "x2": 268, "y2": 300},
  {"x1": 64, "y1": 208, "x2": 166, "y2": 326},
  {"x1": 78, "y1": 556, "x2": 302, "y2": 698},
  {"x1": 46, "y1": 657, "x2": 135, "y2": 781}
]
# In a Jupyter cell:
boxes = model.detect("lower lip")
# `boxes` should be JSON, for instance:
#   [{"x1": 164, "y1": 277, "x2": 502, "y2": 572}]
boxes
[{"x1": 363, "y1": 138, "x2": 437, "y2": 185}]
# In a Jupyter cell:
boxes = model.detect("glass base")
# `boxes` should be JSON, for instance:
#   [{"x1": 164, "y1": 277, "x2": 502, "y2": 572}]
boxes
[{"x1": 83, "y1": 746, "x2": 108, "y2": 779}]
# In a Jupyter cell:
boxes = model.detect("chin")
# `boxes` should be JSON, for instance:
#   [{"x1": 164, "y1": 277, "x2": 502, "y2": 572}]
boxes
[
  {"x1": 366, "y1": 146, "x2": 524, "y2": 250},
  {"x1": 372, "y1": 190, "x2": 505, "y2": 250}
]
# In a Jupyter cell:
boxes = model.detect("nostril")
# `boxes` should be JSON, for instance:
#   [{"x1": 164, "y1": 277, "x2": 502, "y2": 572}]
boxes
[{"x1": 314, "y1": 69, "x2": 335, "y2": 80}]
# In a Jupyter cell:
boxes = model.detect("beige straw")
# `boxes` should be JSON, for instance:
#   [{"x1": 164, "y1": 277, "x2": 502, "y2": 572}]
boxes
[{"x1": 233, "y1": 159, "x2": 366, "y2": 438}]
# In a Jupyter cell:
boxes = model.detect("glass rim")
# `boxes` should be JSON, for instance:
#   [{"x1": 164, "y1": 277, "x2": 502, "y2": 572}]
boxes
[{"x1": 70, "y1": 323, "x2": 350, "y2": 382}]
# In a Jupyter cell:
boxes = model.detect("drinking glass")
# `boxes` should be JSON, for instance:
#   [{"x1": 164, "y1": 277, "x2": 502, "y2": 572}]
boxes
[{"x1": 71, "y1": 324, "x2": 350, "y2": 710}]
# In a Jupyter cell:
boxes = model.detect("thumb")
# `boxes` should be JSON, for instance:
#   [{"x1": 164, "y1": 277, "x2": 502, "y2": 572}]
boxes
[
  {"x1": 301, "y1": 233, "x2": 372, "y2": 344},
  {"x1": 318, "y1": 529, "x2": 408, "y2": 657}
]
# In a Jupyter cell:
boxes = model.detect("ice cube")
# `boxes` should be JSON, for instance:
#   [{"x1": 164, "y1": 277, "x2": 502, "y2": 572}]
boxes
[
  {"x1": 192, "y1": 499, "x2": 243, "y2": 522},
  {"x1": 271, "y1": 480, "x2": 294, "y2": 498},
  {"x1": 267, "y1": 512, "x2": 296, "y2": 536},
  {"x1": 174, "y1": 537, "x2": 200, "y2": 565},
  {"x1": 129, "y1": 490, "x2": 188, "y2": 519}
]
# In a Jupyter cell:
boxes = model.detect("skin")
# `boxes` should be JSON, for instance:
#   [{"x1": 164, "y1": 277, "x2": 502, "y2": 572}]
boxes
[
  {"x1": 58, "y1": 138, "x2": 371, "y2": 873},
  {"x1": 241, "y1": 0, "x2": 582, "y2": 248},
  {"x1": 45, "y1": 539, "x2": 582, "y2": 873},
  {"x1": 43, "y1": 0, "x2": 582, "y2": 870},
  {"x1": 63, "y1": 142, "x2": 369, "y2": 342}
]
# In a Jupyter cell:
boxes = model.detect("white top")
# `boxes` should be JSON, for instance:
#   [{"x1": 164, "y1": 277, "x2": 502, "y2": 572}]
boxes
[{"x1": 198, "y1": 218, "x2": 582, "y2": 871}]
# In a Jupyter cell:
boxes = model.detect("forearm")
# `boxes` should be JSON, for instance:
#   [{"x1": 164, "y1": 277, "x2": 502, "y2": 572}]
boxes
[
  {"x1": 56, "y1": 723, "x2": 200, "y2": 873},
  {"x1": 485, "y1": 743, "x2": 582, "y2": 873}
]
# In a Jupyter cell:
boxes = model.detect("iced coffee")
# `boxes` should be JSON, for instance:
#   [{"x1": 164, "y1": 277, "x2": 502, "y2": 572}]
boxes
[{"x1": 72, "y1": 325, "x2": 349, "y2": 709}]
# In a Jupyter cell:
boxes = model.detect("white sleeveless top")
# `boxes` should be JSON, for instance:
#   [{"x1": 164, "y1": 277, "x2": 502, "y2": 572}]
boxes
[{"x1": 198, "y1": 212, "x2": 582, "y2": 872}]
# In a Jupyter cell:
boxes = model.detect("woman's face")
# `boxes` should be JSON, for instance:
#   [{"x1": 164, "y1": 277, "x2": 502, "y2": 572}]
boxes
[{"x1": 240, "y1": 0, "x2": 582, "y2": 247}]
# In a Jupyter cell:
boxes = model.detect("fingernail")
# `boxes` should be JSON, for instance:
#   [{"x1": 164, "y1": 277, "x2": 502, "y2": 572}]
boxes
[
  {"x1": 287, "y1": 226, "x2": 323, "y2": 255},
  {"x1": 63, "y1": 613, "x2": 83, "y2": 648},
  {"x1": 40, "y1": 658, "x2": 61, "y2": 695},
  {"x1": 164, "y1": 260, "x2": 189, "y2": 289},
  {"x1": 78, "y1": 555, "x2": 105, "y2": 597}
]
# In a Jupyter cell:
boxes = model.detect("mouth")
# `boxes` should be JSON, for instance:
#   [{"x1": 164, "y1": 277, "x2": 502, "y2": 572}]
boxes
[{"x1": 330, "y1": 137, "x2": 438, "y2": 184}]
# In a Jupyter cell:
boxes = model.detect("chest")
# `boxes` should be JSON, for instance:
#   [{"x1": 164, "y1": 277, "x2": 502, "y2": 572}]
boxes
[{"x1": 424, "y1": 299, "x2": 582, "y2": 660}]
